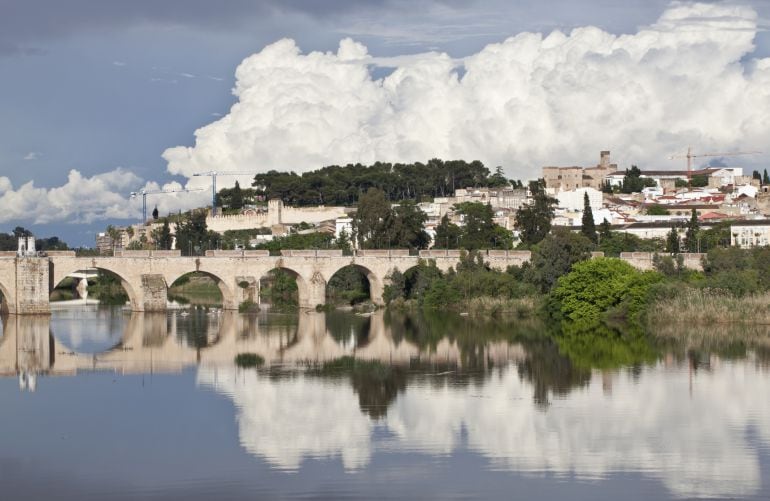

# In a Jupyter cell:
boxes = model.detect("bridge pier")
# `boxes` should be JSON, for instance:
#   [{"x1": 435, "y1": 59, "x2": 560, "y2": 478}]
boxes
[{"x1": 140, "y1": 274, "x2": 168, "y2": 312}]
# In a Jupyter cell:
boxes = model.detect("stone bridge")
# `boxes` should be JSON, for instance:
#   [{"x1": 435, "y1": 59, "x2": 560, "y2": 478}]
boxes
[
  {"x1": 0, "y1": 249, "x2": 707, "y2": 315},
  {"x1": 0, "y1": 249, "x2": 533, "y2": 314}
]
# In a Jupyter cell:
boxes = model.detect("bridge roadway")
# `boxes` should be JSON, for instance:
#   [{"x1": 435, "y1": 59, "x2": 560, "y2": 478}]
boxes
[
  {"x1": 0, "y1": 310, "x2": 527, "y2": 382},
  {"x1": 0, "y1": 249, "x2": 707, "y2": 314}
]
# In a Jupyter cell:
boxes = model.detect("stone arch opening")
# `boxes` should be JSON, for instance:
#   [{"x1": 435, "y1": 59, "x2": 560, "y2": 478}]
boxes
[
  {"x1": 259, "y1": 267, "x2": 306, "y2": 311},
  {"x1": 52, "y1": 267, "x2": 138, "y2": 309},
  {"x1": 386, "y1": 262, "x2": 443, "y2": 304},
  {"x1": 0, "y1": 280, "x2": 10, "y2": 314},
  {"x1": 167, "y1": 271, "x2": 228, "y2": 309},
  {"x1": 326, "y1": 264, "x2": 379, "y2": 307}
]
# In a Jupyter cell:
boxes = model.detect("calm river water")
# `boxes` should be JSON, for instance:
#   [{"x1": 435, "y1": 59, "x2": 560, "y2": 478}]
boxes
[{"x1": 1, "y1": 306, "x2": 769, "y2": 500}]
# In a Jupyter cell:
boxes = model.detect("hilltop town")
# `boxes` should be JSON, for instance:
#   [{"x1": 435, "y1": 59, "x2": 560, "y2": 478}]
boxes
[{"x1": 96, "y1": 151, "x2": 770, "y2": 253}]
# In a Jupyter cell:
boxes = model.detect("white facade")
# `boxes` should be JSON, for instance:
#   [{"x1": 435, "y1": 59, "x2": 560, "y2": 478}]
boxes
[
  {"x1": 556, "y1": 188, "x2": 602, "y2": 211},
  {"x1": 731, "y1": 224, "x2": 770, "y2": 248}
]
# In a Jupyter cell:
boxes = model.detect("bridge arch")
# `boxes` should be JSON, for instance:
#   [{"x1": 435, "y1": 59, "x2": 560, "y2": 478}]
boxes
[
  {"x1": 50, "y1": 263, "x2": 141, "y2": 311},
  {"x1": 0, "y1": 279, "x2": 13, "y2": 314},
  {"x1": 165, "y1": 270, "x2": 235, "y2": 310},
  {"x1": 325, "y1": 262, "x2": 384, "y2": 306},
  {"x1": 258, "y1": 265, "x2": 320, "y2": 309}
]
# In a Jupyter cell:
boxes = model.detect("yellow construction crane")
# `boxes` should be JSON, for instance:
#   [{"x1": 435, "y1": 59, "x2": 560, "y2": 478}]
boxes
[
  {"x1": 192, "y1": 171, "x2": 257, "y2": 216},
  {"x1": 668, "y1": 147, "x2": 761, "y2": 183}
]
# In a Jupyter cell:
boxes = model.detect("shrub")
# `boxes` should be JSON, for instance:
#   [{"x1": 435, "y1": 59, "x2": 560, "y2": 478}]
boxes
[{"x1": 235, "y1": 353, "x2": 264, "y2": 368}]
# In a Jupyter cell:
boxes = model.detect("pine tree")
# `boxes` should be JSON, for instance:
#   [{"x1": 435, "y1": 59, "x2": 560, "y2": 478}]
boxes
[
  {"x1": 599, "y1": 218, "x2": 612, "y2": 241},
  {"x1": 684, "y1": 208, "x2": 700, "y2": 252}
]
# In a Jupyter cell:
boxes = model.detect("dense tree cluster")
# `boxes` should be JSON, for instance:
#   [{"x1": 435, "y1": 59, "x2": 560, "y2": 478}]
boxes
[
  {"x1": 216, "y1": 181, "x2": 260, "y2": 212},
  {"x1": 352, "y1": 188, "x2": 430, "y2": 250},
  {"x1": 433, "y1": 203, "x2": 512, "y2": 250},
  {"x1": 251, "y1": 159, "x2": 514, "y2": 206},
  {"x1": 0, "y1": 226, "x2": 69, "y2": 251},
  {"x1": 620, "y1": 166, "x2": 657, "y2": 194},
  {"x1": 515, "y1": 179, "x2": 556, "y2": 247},
  {"x1": 175, "y1": 210, "x2": 220, "y2": 256}
]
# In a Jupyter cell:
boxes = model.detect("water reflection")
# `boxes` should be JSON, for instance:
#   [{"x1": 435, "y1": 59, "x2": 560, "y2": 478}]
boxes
[{"x1": 1, "y1": 309, "x2": 769, "y2": 499}]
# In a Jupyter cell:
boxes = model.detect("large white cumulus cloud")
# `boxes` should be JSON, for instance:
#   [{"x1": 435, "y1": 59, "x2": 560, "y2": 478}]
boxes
[
  {"x1": 0, "y1": 169, "x2": 211, "y2": 225},
  {"x1": 164, "y1": 2, "x2": 770, "y2": 180}
]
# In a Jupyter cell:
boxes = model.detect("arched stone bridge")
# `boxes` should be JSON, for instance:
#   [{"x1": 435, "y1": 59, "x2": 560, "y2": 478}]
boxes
[
  {"x1": 0, "y1": 249, "x2": 707, "y2": 315},
  {"x1": 0, "y1": 249, "x2": 535, "y2": 314}
]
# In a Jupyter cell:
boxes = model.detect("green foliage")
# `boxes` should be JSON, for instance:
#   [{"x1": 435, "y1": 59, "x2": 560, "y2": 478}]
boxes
[
  {"x1": 251, "y1": 159, "x2": 502, "y2": 206},
  {"x1": 217, "y1": 181, "x2": 259, "y2": 210},
  {"x1": 175, "y1": 210, "x2": 219, "y2": 256},
  {"x1": 352, "y1": 189, "x2": 430, "y2": 250},
  {"x1": 645, "y1": 204, "x2": 670, "y2": 215},
  {"x1": 581, "y1": 192, "x2": 597, "y2": 244},
  {"x1": 433, "y1": 214, "x2": 462, "y2": 249},
  {"x1": 238, "y1": 300, "x2": 260, "y2": 313},
  {"x1": 684, "y1": 208, "x2": 700, "y2": 252},
  {"x1": 556, "y1": 323, "x2": 658, "y2": 370},
  {"x1": 620, "y1": 165, "x2": 657, "y2": 193},
  {"x1": 515, "y1": 179, "x2": 556, "y2": 247},
  {"x1": 327, "y1": 266, "x2": 370, "y2": 305},
  {"x1": 88, "y1": 271, "x2": 129, "y2": 305},
  {"x1": 524, "y1": 228, "x2": 594, "y2": 293},
  {"x1": 665, "y1": 226, "x2": 680, "y2": 253},
  {"x1": 551, "y1": 258, "x2": 662, "y2": 324},
  {"x1": 0, "y1": 226, "x2": 69, "y2": 252},
  {"x1": 150, "y1": 219, "x2": 173, "y2": 250},
  {"x1": 234, "y1": 353, "x2": 264, "y2": 367},
  {"x1": 652, "y1": 253, "x2": 684, "y2": 277},
  {"x1": 454, "y1": 202, "x2": 512, "y2": 249},
  {"x1": 253, "y1": 232, "x2": 336, "y2": 255},
  {"x1": 260, "y1": 269, "x2": 298, "y2": 309}
]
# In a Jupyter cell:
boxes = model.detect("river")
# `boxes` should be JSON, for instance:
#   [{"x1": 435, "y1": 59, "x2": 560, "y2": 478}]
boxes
[{"x1": 1, "y1": 306, "x2": 768, "y2": 500}]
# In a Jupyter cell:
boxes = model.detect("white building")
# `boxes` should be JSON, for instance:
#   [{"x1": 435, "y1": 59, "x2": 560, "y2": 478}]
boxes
[
  {"x1": 556, "y1": 187, "x2": 602, "y2": 211},
  {"x1": 731, "y1": 223, "x2": 770, "y2": 248}
]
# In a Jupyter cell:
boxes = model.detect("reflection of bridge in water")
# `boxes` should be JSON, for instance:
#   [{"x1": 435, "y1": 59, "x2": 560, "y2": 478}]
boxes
[{"x1": 0, "y1": 310, "x2": 527, "y2": 383}]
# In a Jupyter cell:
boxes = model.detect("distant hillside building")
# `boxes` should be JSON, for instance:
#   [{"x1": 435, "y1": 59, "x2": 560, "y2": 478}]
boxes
[{"x1": 542, "y1": 151, "x2": 617, "y2": 193}]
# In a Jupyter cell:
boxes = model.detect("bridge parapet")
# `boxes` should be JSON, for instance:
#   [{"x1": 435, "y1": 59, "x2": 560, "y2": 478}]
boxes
[
  {"x1": 280, "y1": 249, "x2": 343, "y2": 257},
  {"x1": 354, "y1": 249, "x2": 410, "y2": 257},
  {"x1": 113, "y1": 250, "x2": 182, "y2": 257},
  {"x1": 205, "y1": 250, "x2": 270, "y2": 257}
]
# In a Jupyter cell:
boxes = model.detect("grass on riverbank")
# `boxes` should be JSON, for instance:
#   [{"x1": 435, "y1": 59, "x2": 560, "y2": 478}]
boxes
[
  {"x1": 388, "y1": 295, "x2": 542, "y2": 318},
  {"x1": 647, "y1": 288, "x2": 770, "y2": 327}
]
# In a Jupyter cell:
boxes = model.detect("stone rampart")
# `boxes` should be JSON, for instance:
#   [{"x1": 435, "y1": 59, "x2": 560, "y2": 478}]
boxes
[{"x1": 619, "y1": 252, "x2": 705, "y2": 271}]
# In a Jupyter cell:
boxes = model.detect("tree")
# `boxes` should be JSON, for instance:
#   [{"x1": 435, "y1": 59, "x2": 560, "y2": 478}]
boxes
[
  {"x1": 231, "y1": 181, "x2": 244, "y2": 210},
  {"x1": 433, "y1": 214, "x2": 461, "y2": 249},
  {"x1": 551, "y1": 257, "x2": 662, "y2": 324},
  {"x1": 665, "y1": 226, "x2": 680, "y2": 253},
  {"x1": 391, "y1": 201, "x2": 430, "y2": 250},
  {"x1": 352, "y1": 188, "x2": 393, "y2": 248},
  {"x1": 581, "y1": 192, "x2": 597, "y2": 244},
  {"x1": 753, "y1": 170, "x2": 762, "y2": 183},
  {"x1": 599, "y1": 218, "x2": 612, "y2": 242},
  {"x1": 684, "y1": 208, "x2": 700, "y2": 252},
  {"x1": 455, "y1": 202, "x2": 497, "y2": 249},
  {"x1": 152, "y1": 219, "x2": 173, "y2": 250},
  {"x1": 645, "y1": 205, "x2": 670, "y2": 216},
  {"x1": 524, "y1": 228, "x2": 594, "y2": 293},
  {"x1": 175, "y1": 210, "x2": 218, "y2": 256},
  {"x1": 764, "y1": 169, "x2": 770, "y2": 186},
  {"x1": 515, "y1": 179, "x2": 556, "y2": 247},
  {"x1": 620, "y1": 166, "x2": 656, "y2": 194},
  {"x1": 152, "y1": 206, "x2": 159, "y2": 220}
]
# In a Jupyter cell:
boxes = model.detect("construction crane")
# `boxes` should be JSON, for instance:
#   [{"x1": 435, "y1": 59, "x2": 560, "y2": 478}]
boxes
[
  {"x1": 668, "y1": 147, "x2": 761, "y2": 183},
  {"x1": 192, "y1": 171, "x2": 257, "y2": 216},
  {"x1": 129, "y1": 187, "x2": 205, "y2": 223}
]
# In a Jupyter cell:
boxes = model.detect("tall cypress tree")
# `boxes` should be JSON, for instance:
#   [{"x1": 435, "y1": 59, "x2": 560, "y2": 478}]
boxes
[
  {"x1": 581, "y1": 192, "x2": 597, "y2": 244},
  {"x1": 684, "y1": 208, "x2": 700, "y2": 252},
  {"x1": 764, "y1": 169, "x2": 770, "y2": 186},
  {"x1": 666, "y1": 226, "x2": 680, "y2": 253}
]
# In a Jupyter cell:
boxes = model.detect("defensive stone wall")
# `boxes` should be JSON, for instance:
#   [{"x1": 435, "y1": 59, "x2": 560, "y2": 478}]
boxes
[{"x1": 619, "y1": 252, "x2": 705, "y2": 271}]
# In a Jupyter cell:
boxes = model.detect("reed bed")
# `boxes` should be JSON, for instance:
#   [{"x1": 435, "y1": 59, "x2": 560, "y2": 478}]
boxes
[{"x1": 647, "y1": 288, "x2": 770, "y2": 346}]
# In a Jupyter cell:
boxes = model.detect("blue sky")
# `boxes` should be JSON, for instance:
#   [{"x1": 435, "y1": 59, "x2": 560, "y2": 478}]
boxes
[{"x1": 0, "y1": 0, "x2": 769, "y2": 246}]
